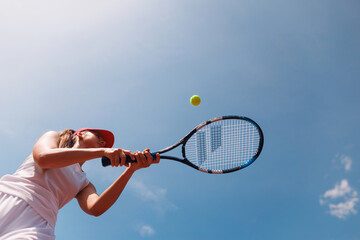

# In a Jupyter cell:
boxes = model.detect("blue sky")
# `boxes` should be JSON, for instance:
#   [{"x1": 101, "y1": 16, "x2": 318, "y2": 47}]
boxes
[{"x1": 0, "y1": 0, "x2": 359, "y2": 239}]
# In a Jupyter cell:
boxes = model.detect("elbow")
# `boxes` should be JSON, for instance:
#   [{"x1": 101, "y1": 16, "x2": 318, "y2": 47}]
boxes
[
  {"x1": 92, "y1": 213, "x2": 103, "y2": 217},
  {"x1": 87, "y1": 206, "x2": 105, "y2": 217},
  {"x1": 90, "y1": 209, "x2": 104, "y2": 217},
  {"x1": 34, "y1": 153, "x2": 49, "y2": 168}
]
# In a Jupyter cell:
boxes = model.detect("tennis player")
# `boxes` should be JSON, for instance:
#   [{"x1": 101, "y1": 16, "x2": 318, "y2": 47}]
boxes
[{"x1": 0, "y1": 128, "x2": 160, "y2": 239}]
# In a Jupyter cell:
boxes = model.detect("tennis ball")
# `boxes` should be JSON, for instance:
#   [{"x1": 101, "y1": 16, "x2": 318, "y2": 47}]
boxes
[{"x1": 190, "y1": 95, "x2": 201, "y2": 106}]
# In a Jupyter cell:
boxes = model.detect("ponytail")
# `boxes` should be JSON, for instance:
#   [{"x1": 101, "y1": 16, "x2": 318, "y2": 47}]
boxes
[{"x1": 59, "y1": 129, "x2": 75, "y2": 148}]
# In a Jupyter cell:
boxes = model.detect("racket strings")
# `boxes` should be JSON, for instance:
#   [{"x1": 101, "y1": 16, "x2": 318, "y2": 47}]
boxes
[{"x1": 185, "y1": 119, "x2": 260, "y2": 171}]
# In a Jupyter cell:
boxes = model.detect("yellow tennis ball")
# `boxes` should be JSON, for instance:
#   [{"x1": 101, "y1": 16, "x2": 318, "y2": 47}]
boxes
[{"x1": 190, "y1": 95, "x2": 201, "y2": 106}]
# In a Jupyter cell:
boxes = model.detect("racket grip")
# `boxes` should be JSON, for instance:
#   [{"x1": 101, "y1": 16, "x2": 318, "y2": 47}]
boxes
[{"x1": 101, "y1": 152, "x2": 158, "y2": 167}]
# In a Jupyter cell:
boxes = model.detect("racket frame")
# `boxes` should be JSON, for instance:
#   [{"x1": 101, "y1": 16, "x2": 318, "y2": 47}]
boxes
[
  {"x1": 102, "y1": 115, "x2": 264, "y2": 174},
  {"x1": 175, "y1": 115, "x2": 263, "y2": 174}
]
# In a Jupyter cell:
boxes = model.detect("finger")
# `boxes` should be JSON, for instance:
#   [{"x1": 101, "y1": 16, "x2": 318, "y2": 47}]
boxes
[
  {"x1": 127, "y1": 151, "x2": 136, "y2": 161},
  {"x1": 123, "y1": 150, "x2": 135, "y2": 161},
  {"x1": 109, "y1": 150, "x2": 116, "y2": 167},
  {"x1": 119, "y1": 149, "x2": 127, "y2": 167},
  {"x1": 143, "y1": 151, "x2": 153, "y2": 166},
  {"x1": 134, "y1": 151, "x2": 143, "y2": 164},
  {"x1": 115, "y1": 152, "x2": 120, "y2": 167},
  {"x1": 139, "y1": 151, "x2": 148, "y2": 166},
  {"x1": 110, "y1": 156, "x2": 115, "y2": 167},
  {"x1": 123, "y1": 149, "x2": 136, "y2": 163},
  {"x1": 144, "y1": 149, "x2": 159, "y2": 164},
  {"x1": 139, "y1": 150, "x2": 146, "y2": 162},
  {"x1": 155, "y1": 153, "x2": 160, "y2": 163},
  {"x1": 143, "y1": 150, "x2": 152, "y2": 158}
]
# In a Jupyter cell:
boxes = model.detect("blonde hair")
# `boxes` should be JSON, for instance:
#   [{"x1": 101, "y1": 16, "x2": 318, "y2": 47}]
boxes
[{"x1": 59, "y1": 129, "x2": 76, "y2": 148}]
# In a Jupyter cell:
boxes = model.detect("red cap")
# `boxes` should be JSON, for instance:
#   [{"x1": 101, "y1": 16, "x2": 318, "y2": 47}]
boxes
[{"x1": 72, "y1": 128, "x2": 115, "y2": 148}]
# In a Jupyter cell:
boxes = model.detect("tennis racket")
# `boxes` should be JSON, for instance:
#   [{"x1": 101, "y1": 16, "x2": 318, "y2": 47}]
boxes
[{"x1": 102, "y1": 115, "x2": 264, "y2": 174}]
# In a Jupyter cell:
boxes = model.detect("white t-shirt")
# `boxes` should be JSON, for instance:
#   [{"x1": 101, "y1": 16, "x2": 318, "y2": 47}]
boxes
[{"x1": 0, "y1": 154, "x2": 90, "y2": 228}]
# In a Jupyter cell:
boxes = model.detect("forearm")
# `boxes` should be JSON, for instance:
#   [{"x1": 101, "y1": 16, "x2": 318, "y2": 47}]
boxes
[
  {"x1": 78, "y1": 150, "x2": 160, "y2": 216},
  {"x1": 89, "y1": 168, "x2": 136, "y2": 216},
  {"x1": 35, "y1": 148, "x2": 105, "y2": 168}
]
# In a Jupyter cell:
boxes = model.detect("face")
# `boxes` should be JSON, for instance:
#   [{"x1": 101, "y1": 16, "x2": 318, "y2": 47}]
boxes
[{"x1": 79, "y1": 131, "x2": 107, "y2": 148}]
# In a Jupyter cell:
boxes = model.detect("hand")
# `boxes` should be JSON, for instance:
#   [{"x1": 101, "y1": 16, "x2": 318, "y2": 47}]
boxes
[
  {"x1": 127, "y1": 148, "x2": 160, "y2": 171},
  {"x1": 103, "y1": 148, "x2": 135, "y2": 167}
]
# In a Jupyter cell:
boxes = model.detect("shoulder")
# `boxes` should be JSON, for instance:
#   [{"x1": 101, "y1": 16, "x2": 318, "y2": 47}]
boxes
[
  {"x1": 39, "y1": 131, "x2": 60, "y2": 142},
  {"x1": 42, "y1": 131, "x2": 60, "y2": 137},
  {"x1": 34, "y1": 131, "x2": 61, "y2": 148}
]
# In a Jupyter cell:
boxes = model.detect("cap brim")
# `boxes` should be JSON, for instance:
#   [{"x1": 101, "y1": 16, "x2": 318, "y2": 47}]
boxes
[{"x1": 92, "y1": 129, "x2": 115, "y2": 148}]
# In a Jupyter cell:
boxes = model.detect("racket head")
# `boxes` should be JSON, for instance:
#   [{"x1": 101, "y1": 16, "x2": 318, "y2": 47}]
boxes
[{"x1": 182, "y1": 115, "x2": 264, "y2": 174}]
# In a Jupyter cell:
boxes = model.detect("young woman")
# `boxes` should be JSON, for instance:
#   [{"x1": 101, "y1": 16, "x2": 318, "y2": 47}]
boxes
[{"x1": 0, "y1": 128, "x2": 160, "y2": 239}]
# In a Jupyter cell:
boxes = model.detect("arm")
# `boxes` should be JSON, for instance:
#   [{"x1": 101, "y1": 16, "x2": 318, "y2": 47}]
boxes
[
  {"x1": 32, "y1": 131, "x2": 106, "y2": 168},
  {"x1": 32, "y1": 131, "x2": 130, "y2": 168},
  {"x1": 76, "y1": 150, "x2": 160, "y2": 217},
  {"x1": 76, "y1": 168, "x2": 135, "y2": 217}
]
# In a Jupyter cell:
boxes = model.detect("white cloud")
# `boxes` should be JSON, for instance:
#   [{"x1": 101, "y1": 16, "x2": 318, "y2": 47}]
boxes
[
  {"x1": 139, "y1": 225, "x2": 155, "y2": 237},
  {"x1": 129, "y1": 178, "x2": 177, "y2": 214},
  {"x1": 320, "y1": 179, "x2": 359, "y2": 219},
  {"x1": 333, "y1": 154, "x2": 353, "y2": 172},
  {"x1": 323, "y1": 179, "x2": 352, "y2": 199},
  {"x1": 131, "y1": 179, "x2": 167, "y2": 202},
  {"x1": 328, "y1": 198, "x2": 358, "y2": 219},
  {"x1": 340, "y1": 155, "x2": 352, "y2": 172}
]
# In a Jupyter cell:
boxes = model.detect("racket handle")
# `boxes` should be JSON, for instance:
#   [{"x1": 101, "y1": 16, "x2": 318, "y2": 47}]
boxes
[{"x1": 101, "y1": 152, "x2": 157, "y2": 167}]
